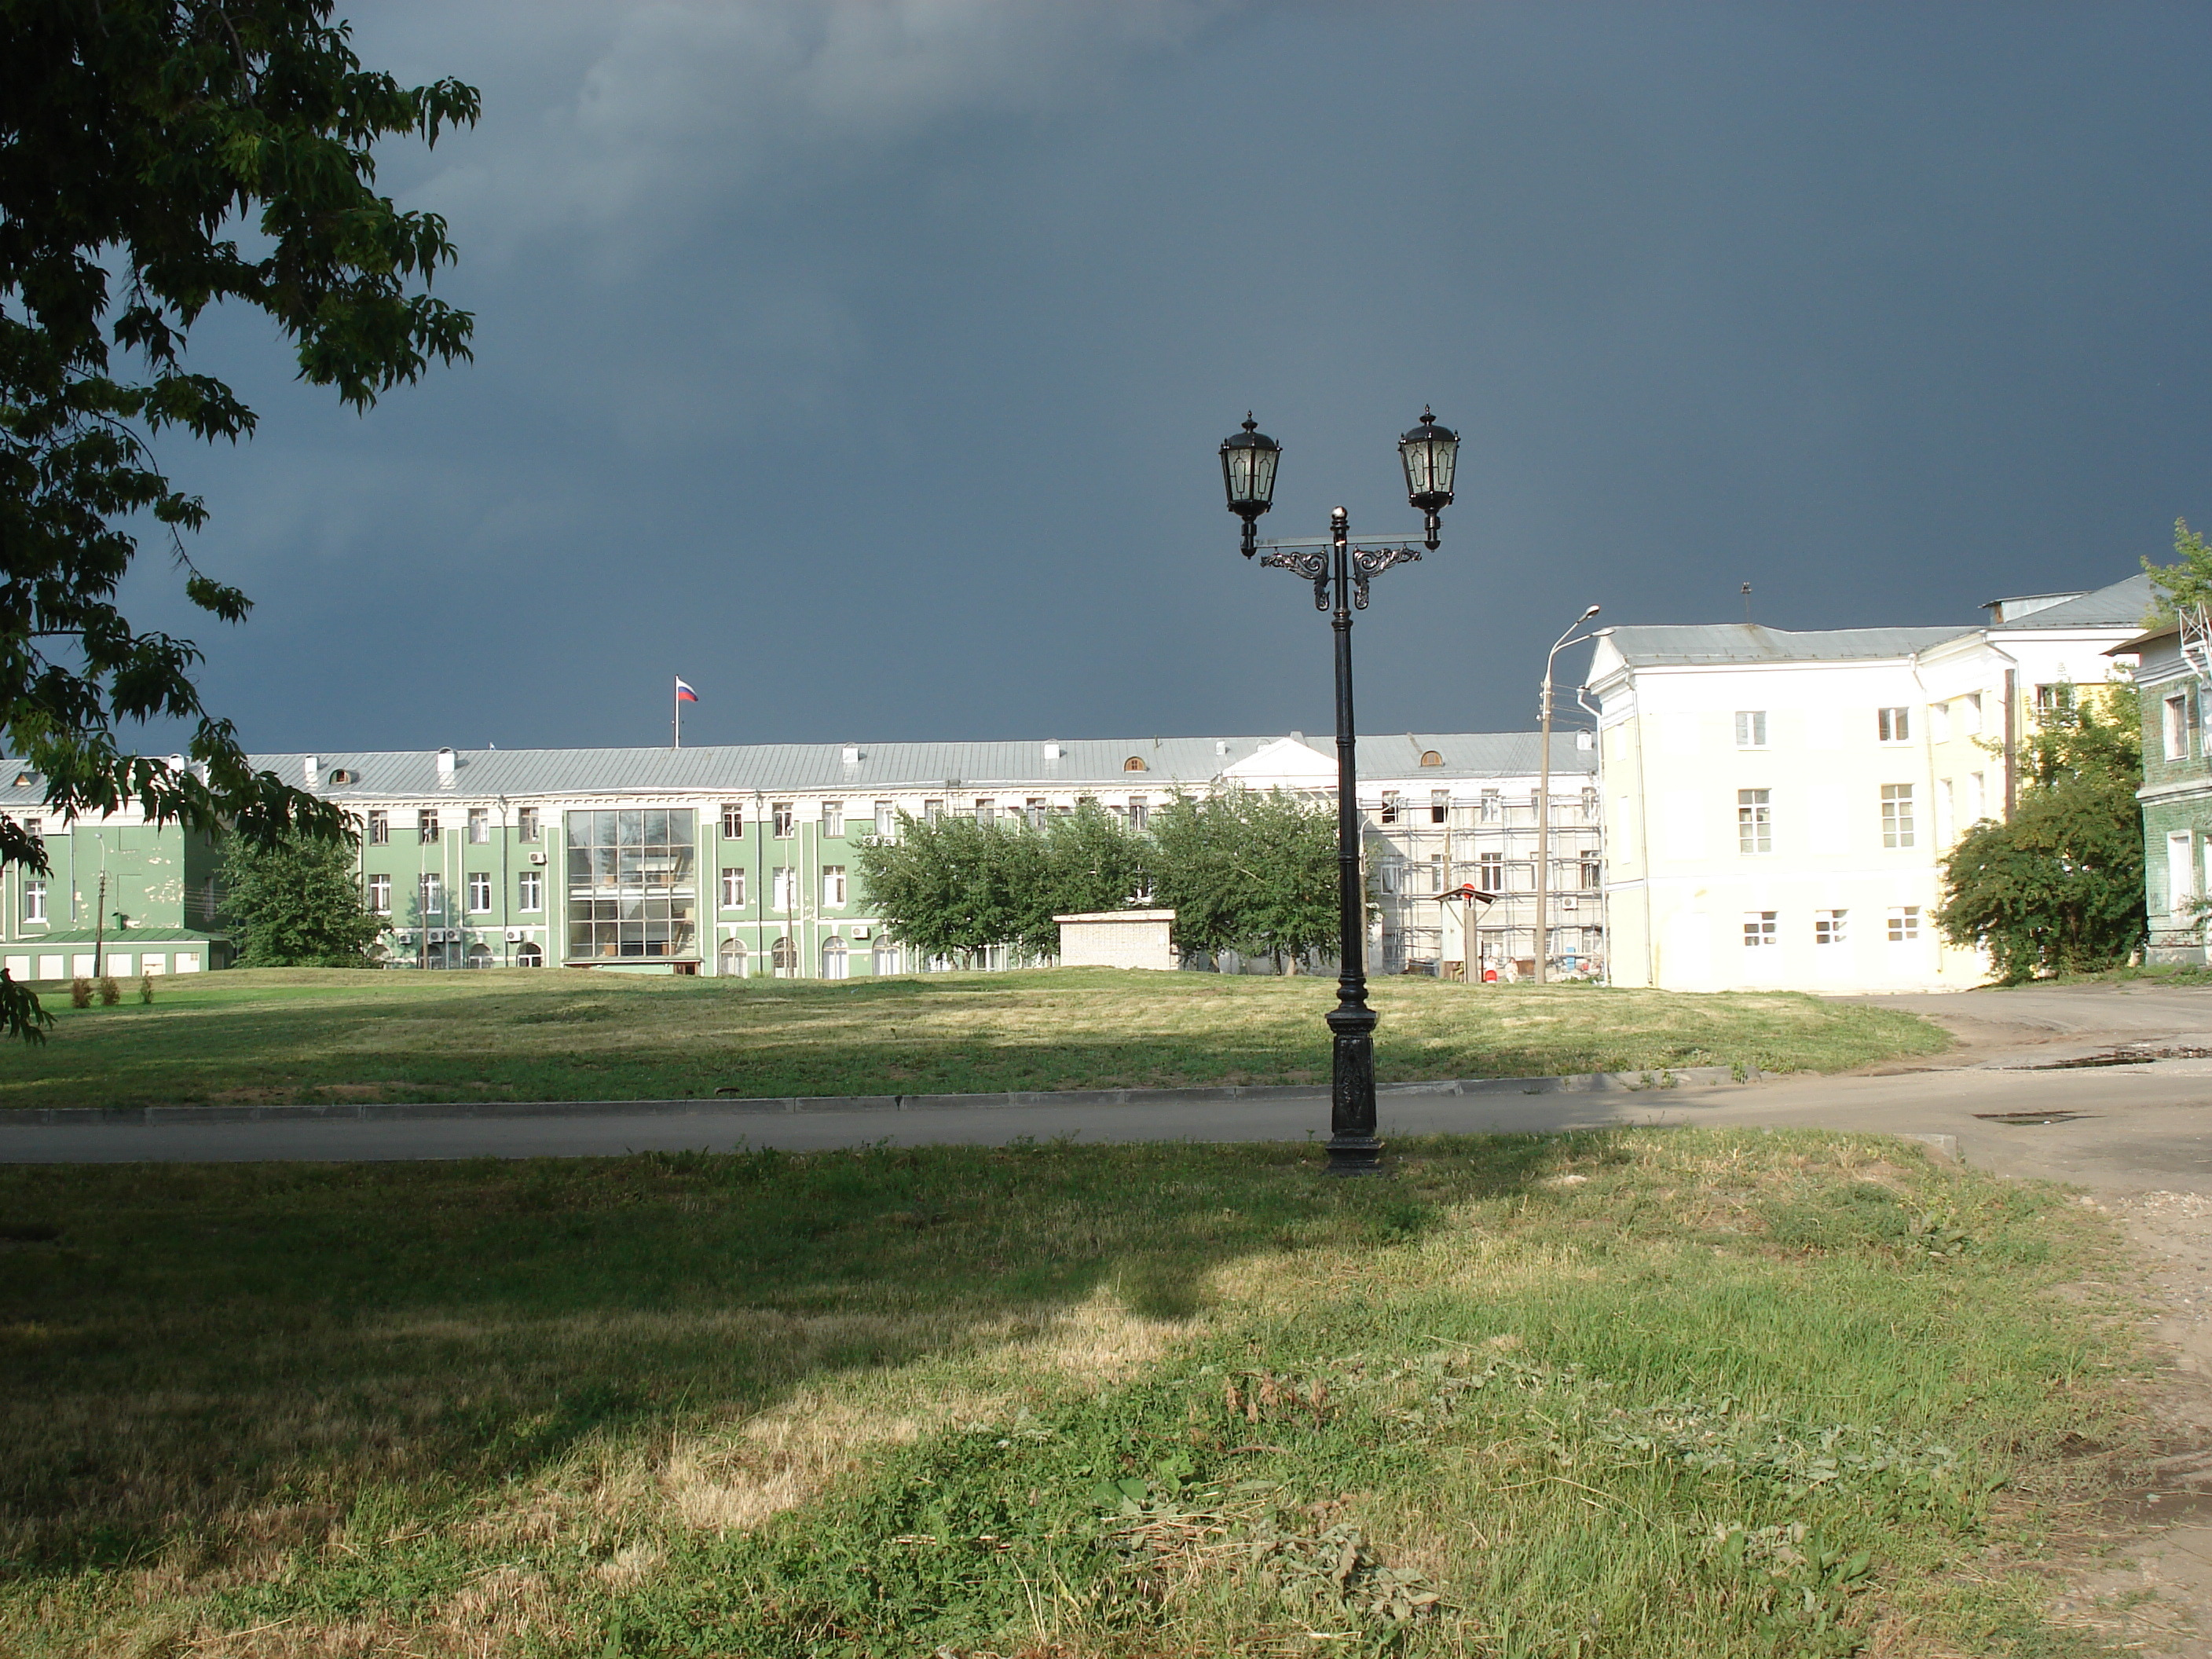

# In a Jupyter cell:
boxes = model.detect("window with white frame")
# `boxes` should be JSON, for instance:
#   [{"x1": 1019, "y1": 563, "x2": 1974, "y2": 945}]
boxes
[
  {"x1": 1129, "y1": 796, "x2": 1149, "y2": 830},
  {"x1": 2034, "y1": 683, "x2": 2073, "y2": 717},
  {"x1": 822, "y1": 865, "x2": 847, "y2": 906},
  {"x1": 1426, "y1": 855, "x2": 1445, "y2": 893},
  {"x1": 822, "y1": 801, "x2": 844, "y2": 837},
  {"x1": 1480, "y1": 789, "x2": 1500, "y2": 822},
  {"x1": 1377, "y1": 859, "x2": 1401, "y2": 894},
  {"x1": 1430, "y1": 790, "x2": 1448, "y2": 824},
  {"x1": 518, "y1": 870, "x2": 543, "y2": 911},
  {"x1": 771, "y1": 866, "x2": 797, "y2": 911},
  {"x1": 23, "y1": 877, "x2": 48, "y2": 921},
  {"x1": 367, "y1": 810, "x2": 389, "y2": 845},
  {"x1": 1478, "y1": 852, "x2": 1504, "y2": 894},
  {"x1": 1881, "y1": 784, "x2": 1915, "y2": 848},
  {"x1": 468, "y1": 808, "x2": 489, "y2": 844},
  {"x1": 1734, "y1": 711, "x2": 1767, "y2": 749},
  {"x1": 1581, "y1": 787, "x2": 1599, "y2": 821},
  {"x1": 1743, "y1": 911, "x2": 1778, "y2": 947},
  {"x1": 1815, "y1": 909, "x2": 1847, "y2": 945},
  {"x1": 1965, "y1": 691, "x2": 1984, "y2": 734},
  {"x1": 721, "y1": 803, "x2": 745, "y2": 837},
  {"x1": 876, "y1": 800, "x2": 897, "y2": 837},
  {"x1": 720, "y1": 867, "x2": 745, "y2": 908},
  {"x1": 419, "y1": 873, "x2": 443, "y2": 915},
  {"x1": 1737, "y1": 788, "x2": 1772, "y2": 854},
  {"x1": 2167, "y1": 693, "x2": 2192, "y2": 761},
  {"x1": 1877, "y1": 706, "x2": 1910, "y2": 743},
  {"x1": 1380, "y1": 791, "x2": 1400, "y2": 824},
  {"x1": 773, "y1": 802, "x2": 795, "y2": 838},
  {"x1": 22, "y1": 817, "x2": 39, "y2": 838},
  {"x1": 365, "y1": 873, "x2": 390, "y2": 915},
  {"x1": 518, "y1": 807, "x2": 539, "y2": 842},
  {"x1": 1887, "y1": 905, "x2": 1921, "y2": 943},
  {"x1": 974, "y1": 799, "x2": 995, "y2": 826},
  {"x1": 1024, "y1": 798, "x2": 1046, "y2": 830},
  {"x1": 418, "y1": 810, "x2": 440, "y2": 844},
  {"x1": 1580, "y1": 849, "x2": 1602, "y2": 889},
  {"x1": 467, "y1": 871, "x2": 491, "y2": 912},
  {"x1": 924, "y1": 800, "x2": 943, "y2": 824}
]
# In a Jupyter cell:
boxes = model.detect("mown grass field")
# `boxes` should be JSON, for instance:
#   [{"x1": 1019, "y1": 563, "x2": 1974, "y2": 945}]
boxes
[
  {"x1": 0, "y1": 1130, "x2": 2143, "y2": 1657},
  {"x1": 0, "y1": 967, "x2": 1947, "y2": 1109}
]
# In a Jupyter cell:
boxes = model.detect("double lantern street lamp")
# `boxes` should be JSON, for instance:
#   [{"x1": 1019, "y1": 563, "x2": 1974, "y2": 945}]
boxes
[{"x1": 1218, "y1": 409, "x2": 1459, "y2": 1175}]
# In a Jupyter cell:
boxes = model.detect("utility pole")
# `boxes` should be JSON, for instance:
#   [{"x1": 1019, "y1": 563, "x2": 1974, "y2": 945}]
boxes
[
  {"x1": 90, "y1": 870, "x2": 107, "y2": 982},
  {"x1": 1535, "y1": 606, "x2": 1601, "y2": 986}
]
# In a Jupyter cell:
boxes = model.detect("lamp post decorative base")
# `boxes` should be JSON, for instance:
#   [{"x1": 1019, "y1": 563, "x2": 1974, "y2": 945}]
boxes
[{"x1": 1324, "y1": 998, "x2": 1385, "y2": 1176}]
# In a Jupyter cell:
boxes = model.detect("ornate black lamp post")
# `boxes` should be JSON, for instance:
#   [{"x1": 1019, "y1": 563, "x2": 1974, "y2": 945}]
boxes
[{"x1": 1218, "y1": 409, "x2": 1459, "y2": 1174}]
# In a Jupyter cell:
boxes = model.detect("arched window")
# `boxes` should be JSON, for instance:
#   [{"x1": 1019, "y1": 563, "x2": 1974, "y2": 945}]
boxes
[
  {"x1": 822, "y1": 938, "x2": 849, "y2": 980},
  {"x1": 467, "y1": 942, "x2": 493, "y2": 969},
  {"x1": 1419, "y1": 750, "x2": 1444, "y2": 767},
  {"x1": 1122, "y1": 756, "x2": 1148, "y2": 771},
  {"x1": 719, "y1": 939, "x2": 748, "y2": 978},
  {"x1": 873, "y1": 940, "x2": 900, "y2": 976},
  {"x1": 771, "y1": 936, "x2": 797, "y2": 978},
  {"x1": 515, "y1": 942, "x2": 544, "y2": 967}
]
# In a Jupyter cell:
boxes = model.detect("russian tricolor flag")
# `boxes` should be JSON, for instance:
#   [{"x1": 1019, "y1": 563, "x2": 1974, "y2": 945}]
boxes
[{"x1": 675, "y1": 677, "x2": 699, "y2": 703}]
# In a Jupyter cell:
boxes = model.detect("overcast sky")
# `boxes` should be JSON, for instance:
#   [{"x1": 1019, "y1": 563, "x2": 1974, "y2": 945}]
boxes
[{"x1": 131, "y1": 2, "x2": 2212, "y2": 753}]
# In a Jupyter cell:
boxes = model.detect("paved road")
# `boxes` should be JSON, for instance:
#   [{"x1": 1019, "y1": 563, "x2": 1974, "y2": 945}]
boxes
[{"x1": 9, "y1": 981, "x2": 2212, "y2": 1190}]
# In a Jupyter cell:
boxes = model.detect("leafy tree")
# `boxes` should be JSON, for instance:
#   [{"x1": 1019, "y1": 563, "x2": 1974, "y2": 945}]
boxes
[
  {"x1": 1150, "y1": 789, "x2": 1339, "y2": 970},
  {"x1": 2144, "y1": 517, "x2": 2212, "y2": 622},
  {"x1": 0, "y1": 2, "x2": 478, "y2": 1035},
  {"x1": 219, "y1": 830, "x2": 383, "y2": 966},
  {"x1": 1937, "y1": 686, "x2": 2145, "y2": 981}
]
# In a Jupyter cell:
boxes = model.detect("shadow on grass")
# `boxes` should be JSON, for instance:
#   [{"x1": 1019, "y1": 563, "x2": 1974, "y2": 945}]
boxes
[{"x1": 0, "y1": 1133, "x2": 1568, "y2": 1577}]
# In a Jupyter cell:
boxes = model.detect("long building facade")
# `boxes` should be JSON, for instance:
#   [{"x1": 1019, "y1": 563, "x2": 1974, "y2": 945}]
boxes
[{"x1": 0, "y1": 731, "x2": 1598, "y2": 981}]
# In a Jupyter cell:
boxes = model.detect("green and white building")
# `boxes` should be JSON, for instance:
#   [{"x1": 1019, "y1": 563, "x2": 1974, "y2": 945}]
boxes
[
  {"x1": 2122, "y1": 619, "x2": 2212, "y2": 963},
  {"x1": 0, "y1": 732, "x2": 1597, "y2": 980}
]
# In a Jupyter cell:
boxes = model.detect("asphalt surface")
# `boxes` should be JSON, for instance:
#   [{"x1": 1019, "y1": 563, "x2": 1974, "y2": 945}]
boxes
[{"x1": 7, "y1": 980, "x2": 2212, "y2": 1188}]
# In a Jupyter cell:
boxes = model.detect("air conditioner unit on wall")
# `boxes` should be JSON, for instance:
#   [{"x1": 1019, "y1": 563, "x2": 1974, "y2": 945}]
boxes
[
  {"x1": 529, "y1": 851, "x2": 547, "y2": 865},
  {"x1": 506, "y1": 929, "x2": 524, "y2": 942}
]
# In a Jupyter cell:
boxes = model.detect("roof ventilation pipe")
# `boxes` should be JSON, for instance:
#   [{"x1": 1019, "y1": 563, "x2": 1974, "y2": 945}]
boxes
[
  {"x1": 1043, "y1": 742, "x2": 1064, "y2": 760},
  {"x1": 435, "y1": 748, "x2": 456, "y2": 787},
  {"x1": 840, "y1": 745, "x2": 860, "y2": 764},
  {"x1": 303, "y1": 754, "x2": 319, "y2": 786}
]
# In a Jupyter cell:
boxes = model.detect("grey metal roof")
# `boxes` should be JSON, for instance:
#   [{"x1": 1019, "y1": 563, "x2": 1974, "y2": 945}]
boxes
[
  {"x1": 0, "y1": 731, "x2": 1591, "y2": 811},
  {"x1": 1986, "y1": 573, "x2": 2152, "y2": 630},
  {"x1": 1597, "y1": 623, "x2": 1971, "y2": 668}
]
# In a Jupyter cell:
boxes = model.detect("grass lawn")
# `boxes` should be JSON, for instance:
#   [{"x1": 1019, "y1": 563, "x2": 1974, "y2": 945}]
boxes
[
  {"x1": 0, "y1": 1130, "x2": 2146, "y2": 1657},
  {"x1": 0, "y1": 967, "x2": 1947, "y2": 1110}
]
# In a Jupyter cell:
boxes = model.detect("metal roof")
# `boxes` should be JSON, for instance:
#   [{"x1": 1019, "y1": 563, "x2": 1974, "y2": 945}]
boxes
[
  {"x1": 0, "y1": 731, "x2": 1591, "y2": 810},
  {"x1": 1985, "y1": 573, "x2": 2152, "y2": 630},
  {"x1": 1595, "y1": 624, "x2": 1971, "y2": 668}
]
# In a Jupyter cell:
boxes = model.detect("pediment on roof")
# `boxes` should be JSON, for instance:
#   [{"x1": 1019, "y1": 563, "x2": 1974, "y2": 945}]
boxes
[{"x1": 1221, "y1": 737, "x2": 1337, "y2": 785}]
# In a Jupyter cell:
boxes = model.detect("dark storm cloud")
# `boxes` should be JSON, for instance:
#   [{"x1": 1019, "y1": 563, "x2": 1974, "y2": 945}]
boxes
[{"x1": 132, "y1": 2, "x2": 2212, "y2": 752}]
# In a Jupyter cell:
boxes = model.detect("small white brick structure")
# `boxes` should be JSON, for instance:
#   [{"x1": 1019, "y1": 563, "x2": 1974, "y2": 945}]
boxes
[{"x1": 1053, "y1": 909, "x2": 1177, "y2": 971}]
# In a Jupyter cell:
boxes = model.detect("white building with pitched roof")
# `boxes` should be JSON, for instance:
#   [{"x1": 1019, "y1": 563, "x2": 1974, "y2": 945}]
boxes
[{"x1": 1584, "y1": 573, "x2": 2150, "y2": 993}]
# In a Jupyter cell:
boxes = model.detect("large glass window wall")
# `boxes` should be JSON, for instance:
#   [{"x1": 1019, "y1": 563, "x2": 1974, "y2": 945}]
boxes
[{"x1": 565, "y1": 809, "x2": 698, "y2": 961}]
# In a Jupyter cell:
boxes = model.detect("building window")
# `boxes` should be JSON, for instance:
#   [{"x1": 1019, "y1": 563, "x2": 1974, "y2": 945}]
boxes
[
  {"x1": 366, "y1": 873, "x2": 390, "y2": 915},
  {"x1": 1887, "y1": 905, "x2": 1921, "y2": 943},
  {"x1": 975, "y1": 799, "x2": 995, "y2": 826},
  {"x1": 1377, "y1": 860, "x2": 1401, "y2": 894},
  {"x1": 823, "y1": 801, "x2": 844, "y2": 837},
  {"x1": 2034, "y1": 683, "x2": 2074, "y2": 718},
  {"x1": 418, "y1": 811, "x2": 440, "y2": 844},
  {"x1": 1815, "y1": 909, "x2": 1847, "y2": 945},
  {"x1": 21, "y1": 817, "x2": 39, "y2": 838},
  {"x1": 1024, "y1": 798, "x2": 1046, "y2": 830},
  {"x1": 771, "y1": 936, "x2": 797, "y2": 978},
  {"x1": 518, "y1": 870, "x2": 543, "y2": 911},
  {"x1": 1478, "y1": 852, "x2": 1504, "y2": 894},
  {"x1": 367, "y1": 810, "x2": 389, "y2": 845},
  {"x1": 1581, "y1": 788, "x2": 1599, "y2": 822},
  {"x1": 420, "y1": 873, "x2": 443, "y2": 916},
  {"x1": 467, "y1": 872, "x2": 492, "y2": 913},
  {"x1": 771, "y1": 866, "x2": 797, "y2": 911},
  {"x1": 516, "y1": 942, "x2": 544, "y2": 967},
  {"x1": 1580, "y1": 850, "x2": 1601, "y2": 890},
  {"x1": 822, "y1": 938, "x2": 849, "y2": 980},
  {"x1": 720, "y1": 867, "x2": 745, "y2": 908},
  {"x1": 773, "y1": 802, "x2": 795, "y2": 839},
  {"x1": 1129, "y1": 797, "x2": 1149, "y2": 831},
  {"x1": 22, "y1": 879, "x2": 45, "y2": 923},
  {"x1": 721, "y1": 803, "x2": 745, "y2": 837},
  {"x1": 924, "y1": 799, "x2": 943, "y2": 825},
  {"x1": 468, "y1": 808, "x2": 489, "y2": 844},
  {"x1": 1379, "y1": 791, "x2": 1399, "y2": 823},
  {"x1": 518, "y1": 808, "x2": 539, "y2": 843},
  {"x1": 1480, "y1": 789, "x2": 1500, "y2": 822},
  {"x1": 822, "y1": 865, "x2": 847, "y2": 906},
  {"x1": 1743, "y1": 911, "x2": 1778, "y2": 947},
  {"x1": 564, "y1": 808, "x2": 698, "y2": 961},
  {"x1": 2167, "y1": 694, "x2": 2192, "y2": 762},
  {"x1": 1426, "y1": 854, "x2": 1445, "y2": 893},
  {"x1": 1419, "y1": 749, "x2": 1443, "y2": 767},
  {"x1": 719, "y1": 939, "x2": 748, "y2": 978},
  {"x1": 1430, "y1": 790, "x2": 1449, "y2": 824},
  {"x1": 1877, "y1": 706, "x2": 1911, "y2": 743},
  {"x1": 1735, "y1": 711, "x2": 1767, "y2": 748},
  {"x1": 1737, "y1": 788, "x2": 1772, "y2": 855},
  {"x1": 1125, "y1": 755, "x2": 1148, "y2": 771},
  {"x1": 1881, "y1": 784, "x2": 1916, "y2": 849},
  {"x1": 876, "y1": 800, "x2": 897, "y2": 837},
  {"x1": 1930, "y1": 701, "x2": 1952, "y2": 744}
]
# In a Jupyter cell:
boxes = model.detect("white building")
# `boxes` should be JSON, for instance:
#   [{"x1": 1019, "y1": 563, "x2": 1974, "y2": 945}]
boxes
[{"x1": 1585, "y1": 574, "x2": 2148, "y2": 993}]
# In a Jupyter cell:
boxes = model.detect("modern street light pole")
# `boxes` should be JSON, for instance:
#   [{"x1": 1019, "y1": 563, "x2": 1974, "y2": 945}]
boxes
[
  {"x1": 1218, "y1": 410, "x2": 1459, "y2": 1175},
  {"x1": 1533, "y1": 606, "x2": 1601, "y2": 987}
]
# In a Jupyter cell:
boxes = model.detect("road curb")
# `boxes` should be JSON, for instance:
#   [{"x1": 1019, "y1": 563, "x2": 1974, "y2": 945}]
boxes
[{"x1": 0, "y1": 1064, "x2": 1758, "y2": 1127}]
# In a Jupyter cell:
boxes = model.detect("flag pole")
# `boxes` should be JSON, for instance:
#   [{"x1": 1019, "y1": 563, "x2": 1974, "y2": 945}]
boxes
[{"x1": 673, "y1": 677, "x2": 681, "y2": 749}]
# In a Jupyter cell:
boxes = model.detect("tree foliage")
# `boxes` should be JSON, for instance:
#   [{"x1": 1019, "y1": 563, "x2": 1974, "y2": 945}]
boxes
[
  {"x1": 2144, "y1": 517, "x2": 2212, "y2": 622},
  {"x1": 1149, "y1": 789, "x2": 1339, "y2": 969},
  {"x1": 0, "y1": 2, "x2": 477, "y2": 1035},
  {"x1": 219, "y1": 829, "x2": 382, "y2": 966},
  {"x1": 853, "y1": 804, "x2": 1150, "y2": 965},
  {"x1": 1936, "y1": 687, "x2": 2145, "y2": 982}
]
